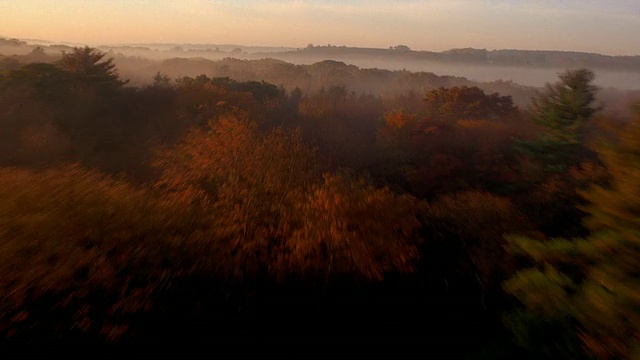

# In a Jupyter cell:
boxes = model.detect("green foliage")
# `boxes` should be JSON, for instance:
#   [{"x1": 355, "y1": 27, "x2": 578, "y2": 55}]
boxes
[
  {"x1": 0, "y1": 50, "x2": 183, "y2": 176},
  {"x1": 504, "y1": 106, "x2": 640, "y2": 359},
  {"x1": 504, "y1": 266, "x2": 575, "y2": 317},
  {"x1": 0, "y1": 62, "x2": 70, "y2": 94},
  {"x1": 501, "y1": 309, "x2": 589, "y2": 360},
  {"x1": 575, "y1": 106, "x2": 640, "y2": 359},
  {"x1": 0, "y1": 63, "x2": 74, "y2": 167},
  {"x1": 56, "y1": 46, "x2": 127, "y2": 89},
  {"x1": 517, "y1": 69, "x2": 601, "y2": 173},
  {"x1": 151, "y1": 72, "x2": 172, "y2": 87}
]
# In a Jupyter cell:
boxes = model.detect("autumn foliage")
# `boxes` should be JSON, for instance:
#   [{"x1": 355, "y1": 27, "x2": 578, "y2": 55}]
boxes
[
  {"x1": 154, "y1": 116, "x2": 422, "y2": 282},
  {"x1": 0, "y1": 165, "x2": 193, "y2": 341},
  {"x1": 1, "y1": 48, "x2": 639, "y2": 358}
]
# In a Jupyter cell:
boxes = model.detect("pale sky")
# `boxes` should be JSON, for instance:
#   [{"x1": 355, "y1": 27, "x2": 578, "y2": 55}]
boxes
[{"x1": 1, "y1": 0, "x2": 639, "y2": 55}]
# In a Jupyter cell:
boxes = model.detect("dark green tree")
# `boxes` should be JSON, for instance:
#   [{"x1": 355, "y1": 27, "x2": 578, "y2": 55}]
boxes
[
  {"x1": 56, "y1": 46, "x2": 128, "y2": 90},
  {"x1": 152, "y1": 72, "x2": 172, "y2": 88},
  {"x1": 0, "y1": 63, "x2": 74, "y2": 166},
  {"x1": 516, "y1": 69, "x2": 601, "y2": 173},
  {"x1": 504, "y1": 105, "x2": 640, "y2": 359}
]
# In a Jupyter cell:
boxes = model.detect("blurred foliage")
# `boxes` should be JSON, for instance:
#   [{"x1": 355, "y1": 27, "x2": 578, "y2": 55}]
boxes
[
  {"x1": 420, "y1": 191, "x2": 534, "y2": 298},
  {"x1": 154, "y1": 116, "x2": 422, "y2": 283},
  {"x1": 0, "y1": 165, "x2": 198, "y2": 342},
  {"x1": 1, "y1": 48, "x2": 636, "y2": 357},
  {"x1": 504, "y1": 105, "x2": 640, "y2": 359}
]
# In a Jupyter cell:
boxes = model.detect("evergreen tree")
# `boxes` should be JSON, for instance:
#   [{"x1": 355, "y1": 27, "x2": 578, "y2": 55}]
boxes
[
  {"x1": 517, "y1": 69, "x2": 601, "y2": 173},
  {"x1": 574, "y1": 104, "x2": 640, "y2": 359},
  {"x1": 56, "y1": 46, "x2": 128, "y2": 90},
  {"x1": 504, "y1": 105, "x2": 640, "y2": 359}
]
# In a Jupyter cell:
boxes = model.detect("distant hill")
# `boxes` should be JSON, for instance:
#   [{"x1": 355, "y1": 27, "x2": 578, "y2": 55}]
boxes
[
  {"x1": 2, "y1": 37, "x2": 640, "y2": 71},
  {"x1": 2, "y1": 37, "x2": 640, "y2": 90},
  {"x1": 264, "y1": 45, "x2": 640, "y2": 72},
  {"x1": 0, "y1": 37, "x2": 28, "y2": 46},
  {"x1": 123, "y1": 43, "x2": 299, "y2": 53}
]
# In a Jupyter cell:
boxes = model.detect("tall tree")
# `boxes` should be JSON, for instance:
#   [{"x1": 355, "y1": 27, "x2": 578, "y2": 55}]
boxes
[
  {"x1": 504, "y1": 105, "x2": 640, "y2": 359},
  {"x1": 0, "y1": 63, "x2": 74, "y2": 166},
  {"x1": 56, "y1": 46, "x2": 127, "y2": 90},
  {"x1": 516, "y1": 69, "x2": 601, "y2": 174},
  {"x1": 573, "y1": 104, "x2": 640, "y2": 359}
]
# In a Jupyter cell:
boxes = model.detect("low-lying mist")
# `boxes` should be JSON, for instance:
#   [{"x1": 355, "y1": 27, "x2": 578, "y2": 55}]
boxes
[
  {"x1": 254, "y1": 53, "x2": 640, "y2": 90},
  {"x1": 3, "y1": 38, "x2": 640, "y2": 91}
]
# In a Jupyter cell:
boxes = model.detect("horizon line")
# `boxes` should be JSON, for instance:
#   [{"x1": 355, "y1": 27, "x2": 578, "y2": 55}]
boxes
[{"x1": 3, "y1": 35, "x2": 640, "y2": 58}]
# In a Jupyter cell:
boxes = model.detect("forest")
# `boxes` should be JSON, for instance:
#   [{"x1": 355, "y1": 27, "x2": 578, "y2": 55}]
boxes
[{"x1": 0, "y1": 46, "x2": 639, "y2": 359}]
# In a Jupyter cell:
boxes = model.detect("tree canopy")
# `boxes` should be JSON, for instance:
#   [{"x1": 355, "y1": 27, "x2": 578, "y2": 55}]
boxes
[
  {"x1": 423, "y1": 86, "x2": 518, "y2": 123},
  {"x1": 504, "y1": 105, "x2": 640, "y2": 359},
  {"x1": 2, "y1": 48, "x2": 639, "y2": 357},
  {"x1": 517, "y1": 69, "x2": 601, "y2": 173},
  {"x1": 56, "y1": 46, "x2": 128, "y2": 89}
]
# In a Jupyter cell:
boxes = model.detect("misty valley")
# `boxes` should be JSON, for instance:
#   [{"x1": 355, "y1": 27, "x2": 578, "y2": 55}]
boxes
[{"x1": 1, "y1": 39, "x2": 639, "y2": 359}]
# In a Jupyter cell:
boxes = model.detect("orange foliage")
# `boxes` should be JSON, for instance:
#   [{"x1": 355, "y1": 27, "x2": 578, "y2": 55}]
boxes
[
  {"x1": 154, "y1": 115, "x2": 316, "y2": 206},
  {"x1": 384, "y1": 110, "x2": 417, "y2": 129},
  {"x1": 154, "y1": 116, "x2": 423, "y2": 282},
  {"x1": 376, "y1": 104, "x2": 531, "y2": 198},
  {"x1": 285, "y1": 173, "x2": 423, "y2": 281},
  {"x1": 0, "y1": 165, "x2": 191, "y2": 341},
  {"x1": 424, "y1": 86, "x2": 518, "y2": 123}
]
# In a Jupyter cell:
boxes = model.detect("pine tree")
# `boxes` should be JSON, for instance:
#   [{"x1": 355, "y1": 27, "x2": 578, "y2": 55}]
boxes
[
  {"x1": 517, "y1": 69, "x2": 601, "y2": 173},
  {"x1": 56, "y1": 46, "x2": 128, "y2": 90},
  {"x1": 573, "y1": 104, "x2": 640, "y2": 359},
  {"x1": 504, "y1": 105, "x2": 640, "y2": 359}
]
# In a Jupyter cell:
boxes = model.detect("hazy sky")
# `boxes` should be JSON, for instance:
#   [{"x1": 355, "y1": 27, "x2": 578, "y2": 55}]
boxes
[{"x1": 1, "y1": 0, "x2": 638, "y2": 55}]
